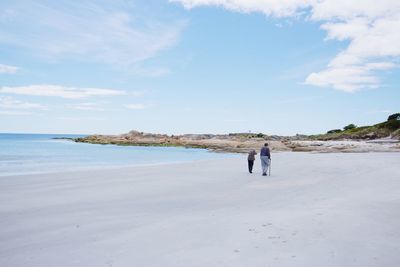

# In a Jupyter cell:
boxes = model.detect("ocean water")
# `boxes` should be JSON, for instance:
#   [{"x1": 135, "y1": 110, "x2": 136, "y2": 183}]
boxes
[{"x1": 0, "y1": 133, "x2": 237, "y2": 176}]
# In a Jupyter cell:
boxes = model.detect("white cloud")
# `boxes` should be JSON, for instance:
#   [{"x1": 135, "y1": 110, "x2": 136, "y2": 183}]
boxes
[
  {"x1": 305, "y1": 66, "x2": 379, "y2": 92},
  {"x1": 69, "y1": 102, "x2": 105, "y2": 111},
  {"x1": 0, "y1": 63, "x2": 18, "y2": 74},
  {"x1": 125, "y1": 104, "x2": 148, "y2": 110},
  {"x1": 170, "y1": 0, "x2": 312, "y2": 17},
  {"x1": 0, "y1": 96, "x2": 46, "y2": 110},
  {"x1": 321, "y1": 18, "x2": 370, "y2": 41},
  {"x1": 305, "y1": 61, "x2": 397, "y2": 92},
  {"x1": 0, "y1": 1, "x2": 185, "y2": 67},
  {"x1": 0, "y1": 84, "x2": 125, "y2": 99},
  {"x1": 128, "y1": 66, "x2": 172, "y2": 77},
  {"x1": 0, "y1": 110, "x2": 31, "y2": 115},
  {"x1": 171, "y1": 0, "x2": 400, "y2": 92},
  {"x1": 58, "y1": 116, "x2": 105, "y2": 121},
  {"x1": 309, "y1": 0, "x2": 400, "y2": 21},
  {"x1": 129, "y1": 91, "x2": 146, "y2": 97},
  {"x1": 0, "y1": 96, "x2": 46, "y2": 116}
]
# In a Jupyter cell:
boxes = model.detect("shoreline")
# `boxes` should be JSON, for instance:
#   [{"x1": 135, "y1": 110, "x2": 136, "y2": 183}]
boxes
[{"x1": 0, "y1": 154, "x2": 240, "y2": 178}]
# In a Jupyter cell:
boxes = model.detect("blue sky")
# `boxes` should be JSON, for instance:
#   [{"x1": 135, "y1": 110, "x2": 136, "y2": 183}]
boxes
[{"x1": 0, "y1": 0, "x2": 399, "y2": 135}]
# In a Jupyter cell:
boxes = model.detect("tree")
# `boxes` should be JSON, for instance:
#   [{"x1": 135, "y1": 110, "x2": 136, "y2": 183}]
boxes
[
  {"x1": 387, "y1": 113, "x2": 400, "y2": 121},
  {"x1": 327, "y1": 129, "x2": 342, "y2": 134},
  {"x1": 343, "y1": 124, "x2": 357, "y2": 131}
]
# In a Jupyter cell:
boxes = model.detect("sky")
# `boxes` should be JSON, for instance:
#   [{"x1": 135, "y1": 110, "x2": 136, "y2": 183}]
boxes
[{"x1": 0, "y1": 0, "x2": 399, "y2": 135}]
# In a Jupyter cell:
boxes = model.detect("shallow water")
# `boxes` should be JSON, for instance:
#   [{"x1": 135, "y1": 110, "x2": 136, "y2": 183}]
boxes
[{"x1": 0, "y1": 133, "x2": 237, "y2": 176}]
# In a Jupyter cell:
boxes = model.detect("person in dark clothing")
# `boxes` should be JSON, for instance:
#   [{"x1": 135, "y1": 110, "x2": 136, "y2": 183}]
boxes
[
  {"x1": 247, "y1": 150, "x2": 257, "y2": 173},
  {"x1": 260, "y1": 143, "x2": 271, "y2": 176}
]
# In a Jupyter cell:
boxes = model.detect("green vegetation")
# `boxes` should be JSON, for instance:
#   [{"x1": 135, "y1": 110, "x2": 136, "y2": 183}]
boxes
[
  {"x1": 327, "y1": 129, "x2": 342, "y2": 134},
  {"x1": 229, "y1": 132, "x2": 268, "y2": 139},
  {"x1": 313, "y1": 117, "x2": 400, "y2": 140},
  {"x1": 256, "y1": 133, "x2": 265, "y2": 138},
  {"x1": 387, "y1": 113, "x2": 400, "y2": 121},
  {"x1": 343, "y1": 124, "x2": 357, "y2": 131}
]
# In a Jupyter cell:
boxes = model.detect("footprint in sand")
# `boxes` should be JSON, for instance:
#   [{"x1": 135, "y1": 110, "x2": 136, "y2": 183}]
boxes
[{"x1": 262, "y1": 223, "x2": 272, "y2": 227}]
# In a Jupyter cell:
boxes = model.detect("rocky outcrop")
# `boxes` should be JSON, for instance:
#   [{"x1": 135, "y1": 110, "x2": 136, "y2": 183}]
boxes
[
  {"x1": 74, "y1": 131, "x2": 292, "y2": 153},
  {"x1": 72, "y1": 130, "x2": 400, "y2": 153}
]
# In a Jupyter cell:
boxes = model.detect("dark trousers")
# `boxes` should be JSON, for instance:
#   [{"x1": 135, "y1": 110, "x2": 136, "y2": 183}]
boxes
[{"x1": 248, "y1": 160, "x2": 254, "y2": 173}]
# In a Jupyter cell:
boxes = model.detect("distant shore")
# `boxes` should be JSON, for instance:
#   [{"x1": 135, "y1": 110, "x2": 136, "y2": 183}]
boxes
[{"x1": 66, "y1": 130, "x2": 400, "y2": 153}]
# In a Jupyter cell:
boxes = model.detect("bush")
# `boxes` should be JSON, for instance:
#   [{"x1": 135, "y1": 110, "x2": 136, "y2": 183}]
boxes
[
  {"x1": 385, "y1": 119, "x2": 400, "y2": 130},
  {"x1": 343, "y1": 124, "x2": 357, "y2": 131},
  {"x1": 327, "y1": 129, "x2": 342, "y2": 134},
  {"x1": 387, "y1": 113, "x2": 400, "y2": 121}
]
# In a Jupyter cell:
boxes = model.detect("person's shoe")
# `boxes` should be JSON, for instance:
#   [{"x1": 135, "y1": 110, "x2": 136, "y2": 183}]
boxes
[{"x1": 262, "y1": 173, "x2": 267, "y2": 176}]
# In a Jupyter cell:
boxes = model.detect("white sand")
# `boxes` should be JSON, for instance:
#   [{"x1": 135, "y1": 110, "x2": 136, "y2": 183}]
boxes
[{"x1": 1, "y1": 152, "x2": 400, "y2": 267}]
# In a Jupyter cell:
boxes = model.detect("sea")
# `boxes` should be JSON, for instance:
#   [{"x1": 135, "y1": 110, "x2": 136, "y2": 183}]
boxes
[{"x1": 0, "y1": 133, "x2": 237, "y2": 176}]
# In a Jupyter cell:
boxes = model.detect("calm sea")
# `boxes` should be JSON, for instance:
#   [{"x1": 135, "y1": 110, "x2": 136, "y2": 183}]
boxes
[{"x1": 0, "y1": 133, "x2": 237, "y2": 176}]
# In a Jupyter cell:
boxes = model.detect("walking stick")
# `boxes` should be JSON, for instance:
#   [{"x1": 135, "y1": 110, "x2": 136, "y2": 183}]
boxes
[{"x1": 269, "y1": 159, "x2": 271, "y2": 176}]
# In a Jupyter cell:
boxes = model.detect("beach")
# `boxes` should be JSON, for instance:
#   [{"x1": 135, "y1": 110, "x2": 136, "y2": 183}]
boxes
[{"x1": 1, "y1": 152, "x2": 400, "y2": 267}]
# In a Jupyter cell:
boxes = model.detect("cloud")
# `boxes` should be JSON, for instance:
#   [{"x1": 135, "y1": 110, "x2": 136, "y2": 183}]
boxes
[
  {"x1": 0, "y1": 1, "x2": 185, "y2": 67},
  {"x1": 0, "y1": 110, "x2": 31, "y2": 115},
  {"x1": 129, "y1": 91, "x2": 147, "y2": 97},
  {"x1": 68, "y1": 102, "x2": 105, "y2": 111},
  {"x1": 170, "y1": 0, "x2": 311, "y2": 17},
  {"x1": 0, "y1": 84, "x2": 125, "y2": 99},
  {"x1": 58, "y1": 116, "x2": 104, "y2": 121},
  {"x1": 0, "y1": 63, "x2": 18, "y2": 74},
  {"x1": 305, "y1": 62, "x2": 396, "y2": 92},
  {"x1": 125, "y1": 104, "x2": 148, "y2": 110},
  {"x1": 0, "y1": 96, "x2": 46, "y2": 110},
  {"x1": 171, "y1": 0, "x2": 400, "y2": 92},
  {"x1": 128, "y1": 66, "x2": 172, "y2": 77},
  {"x1": 0, "y1": 96, "x2": 46, "y2": 115}
]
